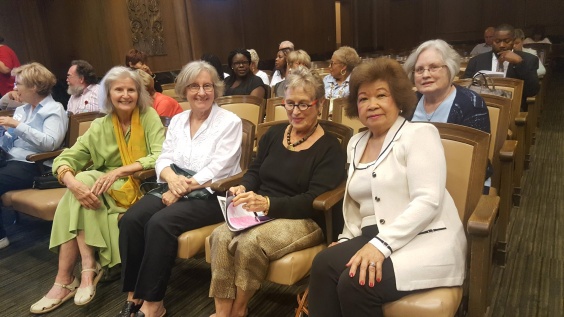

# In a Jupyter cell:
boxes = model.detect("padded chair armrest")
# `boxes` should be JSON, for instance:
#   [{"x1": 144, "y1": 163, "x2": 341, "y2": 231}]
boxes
[
  {"x1": 468, "y1": 195, "x2": 499, "y2": 237},
  {"x1": 515, "y1": 112, "x2": 528, "y2": 126},
  {"x1": 133, "y1": 169, "x2": 156, "y2": 181},
  {"x1": 313, "y1": 180, "x2": 346, "y2": 211},
  {"x1": 209, "y1": 171, "x2": 247, "y2": 192},
  {"x1": 26, "y1": 149, "x2": 64, "y2": 163},
  {"x1": 499, "y1": 140, "x2": 517, "y2": 162}
]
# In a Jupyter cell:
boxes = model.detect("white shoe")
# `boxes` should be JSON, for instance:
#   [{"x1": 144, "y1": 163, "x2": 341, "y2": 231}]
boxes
[{"x1": 0, "y1": 237, "x2": 9, "y2": 249}]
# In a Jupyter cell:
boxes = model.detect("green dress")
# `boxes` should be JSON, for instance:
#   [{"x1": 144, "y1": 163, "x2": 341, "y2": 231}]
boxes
[{"x1": 49, "y1": 107, "x2": 165, "y2": 268}]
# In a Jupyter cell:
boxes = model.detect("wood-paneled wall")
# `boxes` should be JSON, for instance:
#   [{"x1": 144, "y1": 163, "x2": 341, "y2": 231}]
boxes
[{"x1": 1, "y1": 0, "x2": 563, "y2": 81}]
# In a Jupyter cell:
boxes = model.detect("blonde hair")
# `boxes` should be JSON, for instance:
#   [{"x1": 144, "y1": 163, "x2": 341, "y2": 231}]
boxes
[
  {"x1": 287, "y1": 50, "x2": 312, "y2": 69},
  {"x1": 12, "y1": 62, "x2": 56, "y2": 96},
  {"x1": 333, "y1": 46, "x2": 361, "y2": 72}
]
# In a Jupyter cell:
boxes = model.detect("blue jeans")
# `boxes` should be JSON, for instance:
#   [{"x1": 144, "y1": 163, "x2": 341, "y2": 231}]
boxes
[{"x1": 0, "y1": 160, "x2": 43, "y2": 238}]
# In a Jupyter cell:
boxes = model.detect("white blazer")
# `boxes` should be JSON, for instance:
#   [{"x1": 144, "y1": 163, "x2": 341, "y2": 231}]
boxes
[{"x1": 338, "y1": 117, "x2": 467, "y2": 291}]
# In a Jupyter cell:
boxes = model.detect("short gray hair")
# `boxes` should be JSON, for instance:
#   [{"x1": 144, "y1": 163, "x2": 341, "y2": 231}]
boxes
[
  {"x1": 285, "y1": 66, "x2": 324, "y2": 101},
  {"x1": 100, "y1": 66, "x2": 151, "y2": 114},
  {"x1": 175, "y1": 61, "x2": 225, "y2": 100},
  {"x1": 403, "y1": 39, "x2": 461, "y2": 84}
]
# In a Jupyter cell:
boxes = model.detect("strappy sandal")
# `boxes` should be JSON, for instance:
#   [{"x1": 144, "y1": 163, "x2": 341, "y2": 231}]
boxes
[
  {"x1": 116, "y1": 300, "x2": 143, "y2": 317},
  {"x1": 30, "y1": 277, "x2": 80, "y2": 314},
  {"x1": 74, "y1": 262, "x2": 104, "y2": 305},
  {"x1": 134, "y1": 308, "x2": 167, "y2": 317}
]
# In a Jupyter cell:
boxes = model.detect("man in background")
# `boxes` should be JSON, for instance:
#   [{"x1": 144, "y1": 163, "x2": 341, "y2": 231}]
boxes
[
  {"x1": 66, "y1": 60, "x2": 100, "y2": 113},
  {"x1": 470, "y1": 27, "x2": 495, "y2": 56}
]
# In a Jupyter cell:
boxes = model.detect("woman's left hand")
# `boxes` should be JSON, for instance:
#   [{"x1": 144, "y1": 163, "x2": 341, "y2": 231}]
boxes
[
  {"x1": 232, "y1": 191, "x2": 268, "y2": 212},
  {"x1": 346, "y1": 243, "x2": 385, "y2": 287},
  {"x1": 91, "y1": 169, "x2": 122, "y2": 196}
]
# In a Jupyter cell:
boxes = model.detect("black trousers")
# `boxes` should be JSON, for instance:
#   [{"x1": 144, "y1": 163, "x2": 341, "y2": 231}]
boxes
[
  {"x1": 0, "y1": 161, "x2": 43, "y2": 238},
  {"x1": 118, "y1": 194, "x2": 224, "y2": 301},
  {"x1": 308, "y1": 226, "x2": 418, "y2": 317}
]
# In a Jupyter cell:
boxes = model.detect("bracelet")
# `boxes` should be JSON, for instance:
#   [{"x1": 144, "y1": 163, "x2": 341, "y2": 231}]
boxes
[
  {"x1": 57, "y1": 167, "x2": 76, "y2": 185},
  {"x1": 264, "y1": 196, "x2": 270, "y2": 216}
]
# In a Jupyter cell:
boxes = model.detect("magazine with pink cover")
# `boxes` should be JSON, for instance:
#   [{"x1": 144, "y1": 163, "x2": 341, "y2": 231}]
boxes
[{"x1": 218, "y1": 194, "x2": 273, "y2": 232}]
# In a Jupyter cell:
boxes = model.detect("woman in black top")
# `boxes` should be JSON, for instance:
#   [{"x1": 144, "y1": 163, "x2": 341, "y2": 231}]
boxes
[
  {"x1": 223, "y1": 49, "x2": 265, "y2": 98},
  {"x1": 208, "y1": 67, "x2": 346, "y2": 317}
]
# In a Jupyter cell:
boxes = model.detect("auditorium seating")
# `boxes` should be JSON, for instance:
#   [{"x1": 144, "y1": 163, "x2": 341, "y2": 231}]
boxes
[
  {"x1": 215, "y1": 95, "x2": 266, "y2": 129},
  {"x1": 330, "y1": 97, "x2": 365, "y2": 133}
]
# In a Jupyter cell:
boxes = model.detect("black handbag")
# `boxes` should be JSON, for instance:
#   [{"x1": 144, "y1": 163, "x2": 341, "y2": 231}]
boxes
[
  {"x1": 32, "y1": 172, "x2": 65, "y2": 190},
  {"x1": 144, "y1": 164, "x2": 211, "y2": 200}
]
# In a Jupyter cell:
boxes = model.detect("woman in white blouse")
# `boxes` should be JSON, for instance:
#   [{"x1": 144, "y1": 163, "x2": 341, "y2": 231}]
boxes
[{"x1": 115, "y1": 61, "x2": 242, "y2": 317}]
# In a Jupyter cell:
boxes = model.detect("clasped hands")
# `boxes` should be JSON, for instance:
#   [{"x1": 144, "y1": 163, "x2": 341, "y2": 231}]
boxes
[
  {"x1": 0, "y1": 116, "x2": 19, "y2": 128},
  {"x1": 67, "y1": 169, "x2": 123, "y2": 210},
  {"x1": 161, "y1": 174, "x2": 199, "y2": 206},
  {"x1": 228, "y1": 185, "x2": 268, "y2": 212},
  {"x1": 330, "y1": 241, "x2": 385, "y2": 288}
]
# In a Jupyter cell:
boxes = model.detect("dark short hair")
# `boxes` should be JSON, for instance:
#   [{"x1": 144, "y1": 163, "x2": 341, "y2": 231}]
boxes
[
  {"x1": 346, "y1": 58, "x2": 417, "y2": 120},
  {"x1": 71, "y1": 60, "x2": 97, "y2": 85},
  {"x1": 226, "y1": 49, "x2": 252, "y2": 77},
  {"x1": 495, "y1": 24, "x2": 515, "y2": 38},
  {"x1": 125, "y1": 49, "x2": 147, "y2": 66}
]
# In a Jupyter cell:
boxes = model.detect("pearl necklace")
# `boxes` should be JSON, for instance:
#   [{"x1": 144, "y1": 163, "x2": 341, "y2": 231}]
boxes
[{"x1": 286, "y1": 123, "x2": 319, "y2": 151}]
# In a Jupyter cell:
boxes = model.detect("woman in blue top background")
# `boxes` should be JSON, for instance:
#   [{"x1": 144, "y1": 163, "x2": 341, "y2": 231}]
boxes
[{"x1": 0, "y1": 62, "x2": 68, "y2": 249}]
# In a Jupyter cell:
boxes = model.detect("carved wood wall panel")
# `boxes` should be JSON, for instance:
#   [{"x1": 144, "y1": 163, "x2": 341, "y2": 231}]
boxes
[{"x1": 127, "y1": 0, "x2": 166, "y2": 56}]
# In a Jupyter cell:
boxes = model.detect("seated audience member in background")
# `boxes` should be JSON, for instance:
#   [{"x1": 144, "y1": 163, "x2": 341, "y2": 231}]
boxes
[
  {"x1": 201, "y1": 53, "x2": 227, "y2": 81},
  {"x1": 125, "y1": 48, "x2": 163, "y2": 93},
  {"x1": 463, "y1": 24, "x2": 539, "y2": 111},
  {"x1": 208, "y1": 67, "x2": 346, "y2": 317},
  {"x1": 404, "y1": 39, "x2": 490, "y2": 132},
  {"x1": 270, "y1": 49, "x2": 289, "y2": 88},
  {"x1": 404, "y1": 39, "x2": 492, "y2": 192},
  {"x1": 0, "y1": 35, "x2": 20, "y2": 97},
  {"x1": 224, "y1": 49, "x2": 265, "y2": 98},
  {"x1": 514, "y1": 29, "x2": 546, "y2": 78},
  {"x1": 248, "y1": 49, "x2": 270, "y2": 85},
  {"x1": 523, "y1": 26, "x2": 551, "y2": 44},
  {"x1": 279, "y1": 40, "x2": 295, "y2": 52},
  {"x1": 324, "y1": 46, "x2": 361, "y2": 100},
  {"x1": 0, "y1": 62, "x2": 68, "y2": 250},
  {"x1": 66, "y1": 60, "x2": 100, "y2": 114},
  {"x1": 116, "y1": 61, "x2": 242, "y2": 317},
  {"x1": 137, "y1": 69, "x2": 183, "y2": 118},
  {"x1": 309, "y1": 58, "x2": 467, "y2": 317},
  {"x1": 274, "y1": 49, "x2": 312, "y2": 97},
  {"x1": 30, "y1": 67, "x2": 164, "y2": 314},
  {"x1": 470, "y1": 27, "x2": 495, "y2": 56}
]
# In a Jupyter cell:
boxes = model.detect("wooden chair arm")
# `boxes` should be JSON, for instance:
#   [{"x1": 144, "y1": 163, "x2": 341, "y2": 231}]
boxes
[
  {"x1": 313, "y1": 180, "x2": 346, "y2": 212},
  {"x1": 209, "y1": 171, "x2": 247, "y2": 193},
  {"x1": 26, "y1": 149, "x2": 64, "y2": 163},
  {"x1": 499, "y1": 140, "x2": 517, "y2": 162},
  {"x1": 133, "y1": 169, "x2": 156, "y2": 181},
  {"x1": 468, "y1": 195, "x2": 499, "y2": 237},
  {"x1": 515, "y1": 112, "x2": 528, "y2": 126}
]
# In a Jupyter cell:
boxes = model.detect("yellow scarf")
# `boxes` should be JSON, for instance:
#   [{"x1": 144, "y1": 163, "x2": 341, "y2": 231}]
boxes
[{"x1": 109, "y1": 108, "x2": 146, "y2": 208}]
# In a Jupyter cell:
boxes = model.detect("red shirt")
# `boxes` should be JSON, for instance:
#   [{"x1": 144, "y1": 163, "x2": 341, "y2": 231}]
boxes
[
  {"x1": 153, "y1": 92, "x2": 183, "y2": 117},
  {"x1": 0, "y1": 45, "x2": 21, "y2": 96}
]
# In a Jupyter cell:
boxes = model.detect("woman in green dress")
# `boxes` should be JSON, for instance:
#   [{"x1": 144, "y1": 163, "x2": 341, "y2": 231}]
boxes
[{"x1": 30, "y1": 66, "x2": 165, "y2": 314}]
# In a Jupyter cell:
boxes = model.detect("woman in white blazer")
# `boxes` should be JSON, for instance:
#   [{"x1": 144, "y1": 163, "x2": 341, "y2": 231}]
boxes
[{"x1": 309, "y1": 58, "x2": 467, "y2": 317}]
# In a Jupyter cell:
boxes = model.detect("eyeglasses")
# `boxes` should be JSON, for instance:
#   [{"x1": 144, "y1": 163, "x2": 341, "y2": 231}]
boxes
[
  {"x1": 284, "y1": 99, "x2": 318, "y2": 111},
  {"x1": 187, "y1": 83, "x2": 214, "y2": 92},
  {"x1": 413, "y1": 65, "x2": 447, "y2": 75},
  {"x1": 232, "y1": 61, "x2": 250, "y2": 67},
  {"x1": 329, "y1": 60, "x2": 343, "y2": 67}
]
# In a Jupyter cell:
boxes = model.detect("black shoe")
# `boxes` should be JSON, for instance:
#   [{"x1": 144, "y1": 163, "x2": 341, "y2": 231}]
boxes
[{"x1": 116, "y1": 301, "x2": 142, "y2": 317}]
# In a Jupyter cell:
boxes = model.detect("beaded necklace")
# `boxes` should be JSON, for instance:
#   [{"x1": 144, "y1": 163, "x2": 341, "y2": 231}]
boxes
[{"x1": 286, "y1": 123, "x2": 319, "y2": 151}]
